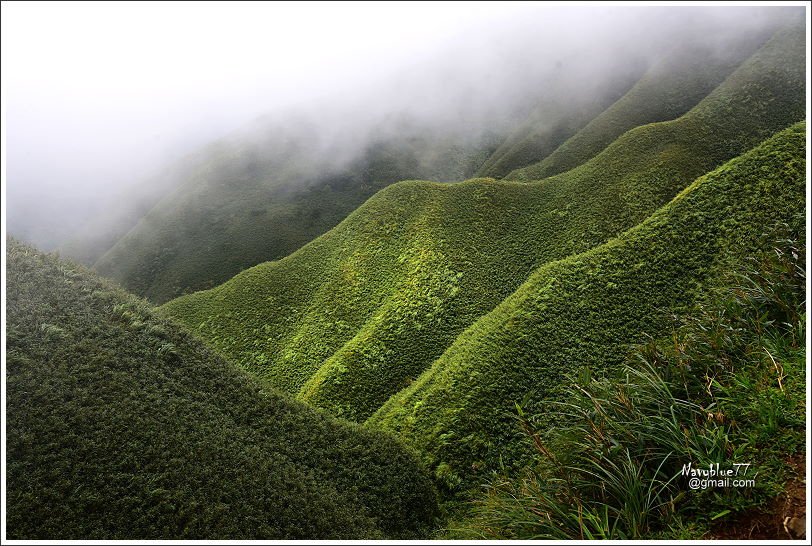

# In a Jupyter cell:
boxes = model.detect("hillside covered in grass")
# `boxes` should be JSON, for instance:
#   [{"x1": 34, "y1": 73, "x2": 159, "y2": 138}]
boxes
[
  {"x1": 5, "y1": 240, "x2": 438, "y2": 539},
  {"x1": 85, "y1": 17, "x2": 782, "y2": 306},
  {"x1": 162, "y1": 26, "x2": 804, "y2": 430},
  {"x1": 473, "y1": 62, "x2": 643, "y2": 179},
  {"x1": 451, "y1": 226, "x2": 805, "y2": 539},
  {"x1": 372, "y1": 121, "x2": 806, "y2": 495},
  {"x1": 503, "y1": 30, "x2": 773, "y2": 181},
  {"x1": 6, "y1": 5, "x2": 806, "y2": 542},
  {"x1": 476, "y1": 26, "x2": 775, "y2": 181},
  {"x1": 91, "y1": 116, "x2": 501, "y2": 304}
]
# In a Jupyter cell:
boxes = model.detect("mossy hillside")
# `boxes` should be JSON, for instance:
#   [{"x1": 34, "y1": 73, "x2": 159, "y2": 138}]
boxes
[
  {"x1": 504, "y1": 32, "x2": 771, "y2": 181},
  {"x1": 162, "y1": 26, "x2": 805, "y2": 424},
  {"x1": 94, "y1": 125, "x2": 498, "y2": 304},
  {"x1": 6, "y1": 240, "x2": 438, "y2": 539},
  {"x1": 370, "y1": 122, "x2": 806, "y2": 496}
]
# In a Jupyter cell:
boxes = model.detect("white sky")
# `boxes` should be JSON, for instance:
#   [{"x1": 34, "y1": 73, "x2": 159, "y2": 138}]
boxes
[{"x1": 3, "y1": 1, "x2": 537, "y2": 171}]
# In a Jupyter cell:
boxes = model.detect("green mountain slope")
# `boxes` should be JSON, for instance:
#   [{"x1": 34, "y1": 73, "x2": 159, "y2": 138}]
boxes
[
  {"x1": 473, "y1": 65, "x2": 643, "y2": 179},
  {"x1": 161, "y1": 26, "x2": 804, "y2": 425},
  {"x1": 6, "y1": 241, "x2": 438, "y2": 539},
  {"x1": 371, "y1": 122, "x2": 806, "y2": 493},
  {"x1": 504, "y1": 33, "x2": 771, "y2": 181},
  {"x1": 57, "y1": 161, "x2": 207, "y2": 267},
  {"x1": 477, "y1": 24, "x2": 780, "y2": 182},
  {"x1": 93, "y1": 120, "x2": 499, "y2": 304},
  {"x1": 449, "y1": 228, "x2": 805, "y2": 539}
]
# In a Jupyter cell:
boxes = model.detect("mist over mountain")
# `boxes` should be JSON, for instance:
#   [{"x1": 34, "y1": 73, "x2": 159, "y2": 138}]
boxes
[
  {"x1": 3, "y1": 3, "x2": 807, "y2": 541},
  {"x1": 4, "y1": 4, "x2": 795, "y2": 252}
]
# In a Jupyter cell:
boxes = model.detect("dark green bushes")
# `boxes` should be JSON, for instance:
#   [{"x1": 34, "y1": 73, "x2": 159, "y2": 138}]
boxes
[{"x1": 6, "y1": 241, "x2": 438, "y2": 539}]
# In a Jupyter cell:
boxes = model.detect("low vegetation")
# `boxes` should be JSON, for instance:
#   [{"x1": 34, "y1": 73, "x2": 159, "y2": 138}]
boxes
[
  {"x1": 504, "y1": 29, "x2": 772, "y2": 181},
  {"x1": 7, "y1": 16, "x2": 805, "y2": 541},
  {"x1": 6, "y1": 240, "x2": 438, "y2": 539},
  {"x1": 449, "y1": 225, "x2": 805, "y2": 539},
  {"x1": 372, "y1": 121, "x2": 806, "y2": 497},
  {"x1": 474, "y1": 64, "x2": 642, "y2": 179},
  {"x1": 163, "y1": 26, "x2": 804, "y2": 431},
  {"x1": 93, "y1": 122, "x2": 499, "y2": 304}
]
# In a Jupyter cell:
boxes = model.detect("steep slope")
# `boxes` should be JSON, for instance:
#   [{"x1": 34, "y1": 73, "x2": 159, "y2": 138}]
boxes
[
  {"x1": 93, "y1": 119, "x2": 499, "y2": 304},
  {"x1": 477, "y1": 23, "x2": 780, "y2": 181},
  {"x1": 504, "y1": 31, "x2": 772, "y2": 180},
  {"x1": 473, "y1": 64, "x2": 643, "y2": 179},
  {"x1": 5, "y1": 240, "x2": 438, "y2": 539},
  {"x1": 57, "y1": 159, "x2": 210, "y2": 267},
  {"x1": 162, "y1": 26, "x2": 805, "y2": 425},
  {"x1": 371, "y1": 122, "x2": 806, "y2": 493},
  {"x1": 449, "y1": 230, "x2": 805, "y2": 539}
]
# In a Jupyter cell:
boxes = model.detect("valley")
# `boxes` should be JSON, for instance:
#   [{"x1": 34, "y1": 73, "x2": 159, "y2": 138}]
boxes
[{"x1": 4, "y1": 7, "x2": 807, "y2": 541}]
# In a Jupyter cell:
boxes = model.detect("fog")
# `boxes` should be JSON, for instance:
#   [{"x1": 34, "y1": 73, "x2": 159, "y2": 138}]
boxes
[{"x1": 2, "y1": 2, "x2": 800, "y2": 251}]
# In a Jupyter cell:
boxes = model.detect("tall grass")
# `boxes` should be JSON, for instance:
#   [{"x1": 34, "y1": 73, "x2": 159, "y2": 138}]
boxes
[{"x1": 452, "y1": 224, "x2": 805, "y2": 539}]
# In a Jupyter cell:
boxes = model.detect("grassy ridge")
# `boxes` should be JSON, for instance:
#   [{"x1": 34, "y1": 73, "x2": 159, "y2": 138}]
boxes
[
  {"x1": 6, "y1": 240, "x2": 438, "y2": 539},
  {"x1": 162, "y1": 26, "x2": 804, "y2": 426},
  {"x1": 94, "y1": 125, "x2": 498, "y2": 304},
  {"x1": 473, "y1": 65, "x2": 642, "y2": 179},
  {"x1": 370, "y1": 122, "x2": 806, "y2": 495},
  {"x1": 504, "y1": 33, "x2": 771, "y2": 181},
  {"x1": 452, "y1": 227, "x2": 805, "y2": 539}
]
